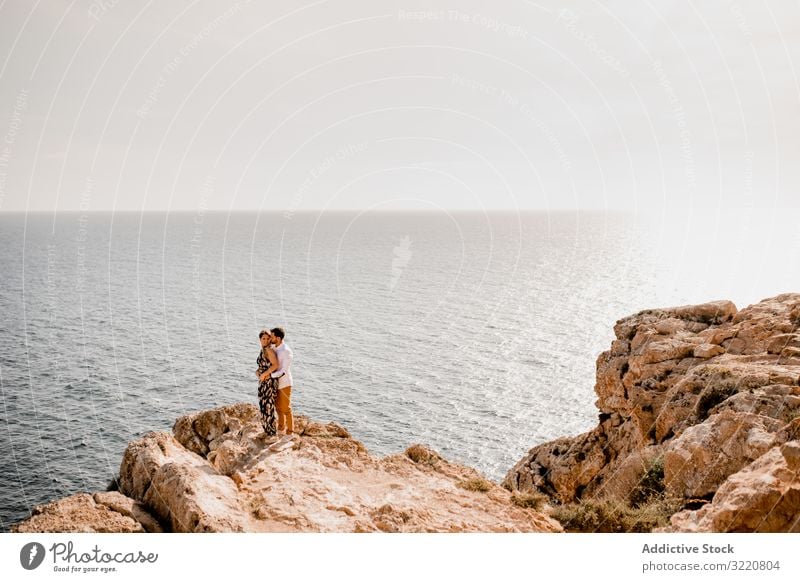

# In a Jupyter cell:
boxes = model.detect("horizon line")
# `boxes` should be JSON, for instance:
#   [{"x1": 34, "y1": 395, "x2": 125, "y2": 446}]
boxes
[{"x1": 1, "y1": 208, "x2": 642, "y2": 214}]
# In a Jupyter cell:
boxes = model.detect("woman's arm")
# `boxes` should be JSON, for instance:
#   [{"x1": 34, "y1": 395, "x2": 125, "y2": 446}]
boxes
[
  {"x1": 256, "y1": 353, "x2": 267, "y2": 378},
  {"x1": 259, "y1": 349, "x2": 280, "y2": 381}
]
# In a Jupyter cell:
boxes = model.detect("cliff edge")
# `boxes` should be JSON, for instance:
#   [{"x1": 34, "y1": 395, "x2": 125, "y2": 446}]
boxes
[
  {"x1": 12, "y1": 405, "x2": 560, "y2": 533},
  {"x1": 504, "y1": 293, "x2": 800, "y2": 532}
]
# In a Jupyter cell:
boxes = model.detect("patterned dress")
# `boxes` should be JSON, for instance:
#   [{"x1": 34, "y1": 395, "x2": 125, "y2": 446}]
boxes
[{"x1": 256, "y1": 349, "x2": 278, "y2": 435}]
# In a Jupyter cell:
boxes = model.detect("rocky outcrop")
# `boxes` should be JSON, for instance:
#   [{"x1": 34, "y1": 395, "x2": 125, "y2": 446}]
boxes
[
  {"x1": 662, "y1": 410, "x2": 783, "y2": 499},
  {"x1": 12, "y1": 404, "x2": 561, "y2": 533},
  {"x1": 505, "y1": 293, "x2": 800, "y2": 532},
  {"x1": 11, "y1": 491, "x2": 162, "y2": 533},
  {"x1": 666, "y1": 441, "x2": 800, "y2": 532}
]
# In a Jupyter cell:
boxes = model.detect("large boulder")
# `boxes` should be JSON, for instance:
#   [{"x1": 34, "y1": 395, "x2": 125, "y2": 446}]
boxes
[
  {"x1": 667, "y1": 441, "x2": 800, "y2": 532},
  {"x1": 11, "y1": 491, "x2": 161, "y2": 533},
  {"x1": 663, "y1": 410, "x2": 784, "y2": 498}
]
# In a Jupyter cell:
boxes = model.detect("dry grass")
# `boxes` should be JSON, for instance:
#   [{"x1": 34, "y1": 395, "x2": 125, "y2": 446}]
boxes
[
  {"x1": 456, "y1": 478, "x2": 493, "y2": 493},
  {"x1": 510, "y1": 492, "x2": 548, "y2": 510},
  {"x1": 781, "y1": 407, "x2": 800, "y2": 423},
  {"x1": 551, "y1": 497, "x2": 682, "y2": 533},
  {"x1": 405, "y1": 445, "x2": 441, "y2": 466},
  {"x1": 790, "y1": 306, "x2": 800, "y2": 326}
]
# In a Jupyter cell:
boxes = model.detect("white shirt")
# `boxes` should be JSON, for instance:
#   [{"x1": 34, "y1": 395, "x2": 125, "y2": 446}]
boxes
[{"x1": 270, "y1": 341, "x2": 293, "y2": 389}]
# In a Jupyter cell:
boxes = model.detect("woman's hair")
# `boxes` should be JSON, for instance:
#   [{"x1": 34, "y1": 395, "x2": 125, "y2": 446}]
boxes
[{"x1": 259, "y1": 329, "x2": 271, "y2": 339}]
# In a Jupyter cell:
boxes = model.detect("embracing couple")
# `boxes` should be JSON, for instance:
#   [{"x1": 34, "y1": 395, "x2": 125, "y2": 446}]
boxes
[{"x1": 255, "y1": 327, "x2": 294, "y2": 440}]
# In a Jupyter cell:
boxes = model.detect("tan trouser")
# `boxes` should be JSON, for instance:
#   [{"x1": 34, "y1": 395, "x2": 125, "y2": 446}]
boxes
[{"x1": 276, "y1": 386, "x2": 293, "y2": 434}]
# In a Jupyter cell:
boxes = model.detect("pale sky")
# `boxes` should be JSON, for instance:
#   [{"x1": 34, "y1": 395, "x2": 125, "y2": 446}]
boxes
[{"x1": 0, "y1": 0, "x2": 798, "y2": 212}]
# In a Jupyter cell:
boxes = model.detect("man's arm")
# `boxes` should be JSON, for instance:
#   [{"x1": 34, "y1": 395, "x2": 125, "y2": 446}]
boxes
[
  {"x1": 259, "y1": 349, "x2": 280, "y2": 381},
  {"x1": 271, "y1": 347, "x2": 292, "y2": 378}
]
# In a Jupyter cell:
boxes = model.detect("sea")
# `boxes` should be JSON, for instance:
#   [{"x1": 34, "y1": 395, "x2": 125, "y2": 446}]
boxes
[{"x1": 1, "y1": 209, "x2": 798, "y2": 530}]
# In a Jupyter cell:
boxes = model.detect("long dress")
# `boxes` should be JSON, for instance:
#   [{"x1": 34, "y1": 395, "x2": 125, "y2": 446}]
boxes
[{"x1": 256, "y1": 349, "x2": 278, "y2": 435}]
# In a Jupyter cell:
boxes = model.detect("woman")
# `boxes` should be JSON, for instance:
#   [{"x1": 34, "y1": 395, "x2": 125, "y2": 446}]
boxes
[{"x1": 256, "y1": 329, "x2": 279, "y2": 436}]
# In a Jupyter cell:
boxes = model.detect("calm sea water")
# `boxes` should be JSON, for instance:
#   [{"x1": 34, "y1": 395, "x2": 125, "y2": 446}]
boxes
[{"x1": 1, "y1": 209, "x2": 798, "y2": 530}]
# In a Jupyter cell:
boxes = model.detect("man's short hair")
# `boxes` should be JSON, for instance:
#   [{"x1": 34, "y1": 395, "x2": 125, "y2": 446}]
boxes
[
  {"x1": 270, "y1": 327, "x2": 285, "y2": 339},
  {"x1": 259, "y1": 329, "x2": 271, "y2": 339}
]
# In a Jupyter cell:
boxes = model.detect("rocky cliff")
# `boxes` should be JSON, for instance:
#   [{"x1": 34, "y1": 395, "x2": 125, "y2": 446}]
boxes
[
  {"x1": 13, "y1": 294, "x2": 800, "y2": 533},
  {"x1": 504, "y1": 293, "x2": 800, "y2": 532},
  {"x1": 12, "y1": 405, "x2": 560, "y2": 533}
]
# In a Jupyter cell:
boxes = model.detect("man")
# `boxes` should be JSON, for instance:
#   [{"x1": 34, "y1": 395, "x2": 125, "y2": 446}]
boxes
[{"x1": 269, "y1": 327, "x2": 294, "y2": 438}]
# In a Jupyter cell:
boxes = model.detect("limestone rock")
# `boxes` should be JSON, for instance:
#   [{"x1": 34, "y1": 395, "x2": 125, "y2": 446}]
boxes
[
  {"x1": 504, "y1": 432, "x2": 607, "y2": 503},
  {"x1": 92, "y1": 491, "x2": 164, "y2": 533},
  {"x1": 142, "y1": 459, "x2": 250, "y2": 532},
  {"x1": 506, "y1": 292, "x2": 800, "y2": 533},
  {"x1": 654, "y1": 361, "x2": 800, "y2": 444},
  {"x1": 592, "y1": 446, "x2": 665, "y2": 502},
  {"x1": 694, "y1": 343, "x2": 725, "y2": 359},
  {"x1": 11, "y1": 492, "x2": 152, "y2": 533},
  {"x1": 12, "y1": 404, "x2": 561, "y2": 533},
  {"x1": 119, "y1": 431, "x2": 208, "y2": 501},
  {"x1": 663, "y1": 410, "x2": 784, "y2": 498},
  {"x1": 612, "y1": 299, "x2": 736, "y2": 342},
  {"x1": 767, "y1": 334, "x2": 800, "y2": 355},
  {"x1": 667, "y1": 441, "x2": 800, "y2": 532},
  {"x1": 117, "y1": 428, "x2": 256, "y2": 532},
  {"x1": 173, "y1": 402, "x2": 260, "y2": 457}
]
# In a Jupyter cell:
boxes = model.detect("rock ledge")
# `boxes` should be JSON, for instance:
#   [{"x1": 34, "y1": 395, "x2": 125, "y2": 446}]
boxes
[{"x1": 13, "y1": 404, "x2": 560, "y2": 533}]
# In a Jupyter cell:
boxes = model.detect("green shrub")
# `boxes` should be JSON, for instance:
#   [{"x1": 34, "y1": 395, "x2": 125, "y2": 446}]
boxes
[{"x1": 630, "y1": 456, "x2": 665, "y2": 507}]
